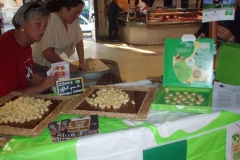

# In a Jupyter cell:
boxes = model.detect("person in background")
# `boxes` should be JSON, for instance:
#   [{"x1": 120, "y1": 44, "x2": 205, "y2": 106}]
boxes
[
  {"x1": 195, "y1": 0, "x2": 240, "y2": 44},
  {"x1": 217, "y1": 0, "x2": 240, "y2": 43},
  {"x1": 135, "y1": 0, "x2": 155, "y2": 13},
  {"x1": 0, "y1": 2, "x2": 58, "y2": 97},
  {"x1": 32, "y1": 0, "x2": 88, "y2": 78},
  {"x1": 108, "y1": 0, "x2": 123, "y2": 41}
]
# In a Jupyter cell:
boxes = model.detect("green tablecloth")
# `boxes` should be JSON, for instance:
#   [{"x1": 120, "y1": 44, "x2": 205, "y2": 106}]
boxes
[{"x1": 0, "y1": 110, "x2": 240, "y2": 160}]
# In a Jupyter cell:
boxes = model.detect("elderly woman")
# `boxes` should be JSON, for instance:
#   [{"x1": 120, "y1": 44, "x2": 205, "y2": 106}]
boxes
[
  {"x1": 32, "y1": 0, "x2": 88, "y2": 77},
  {"x1": 0, "y1": 2, "x2": 58, "y2": 97}
]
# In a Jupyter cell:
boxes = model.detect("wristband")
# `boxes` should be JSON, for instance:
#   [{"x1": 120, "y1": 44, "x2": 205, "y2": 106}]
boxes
[{"x1": 228, "y1": 36, "x2": 235, "y2": 42}]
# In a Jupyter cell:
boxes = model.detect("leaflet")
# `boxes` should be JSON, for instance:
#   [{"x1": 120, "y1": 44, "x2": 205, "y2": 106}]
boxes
[
  {"x1": 212, "y1": 81, "x2": 240, "y2": 114},
  {"x1": 48, "y1": 115, "x2": 99, "y2": 142}
]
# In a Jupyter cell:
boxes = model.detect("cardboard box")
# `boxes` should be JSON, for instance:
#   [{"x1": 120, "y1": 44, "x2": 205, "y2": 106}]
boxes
[
  {"x1": 151, "y1": 35, "x2": 214, "y2": 113},
  {"x1": 86, "y1": 58, "x2": 110, "y2": 72}
]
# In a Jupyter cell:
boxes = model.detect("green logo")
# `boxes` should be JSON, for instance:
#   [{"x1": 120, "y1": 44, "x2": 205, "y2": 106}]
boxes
[
  {"x1": 75, "y1": 80, "x2": 81, "y2": 83},
  {"x1": 225, "y1": 10, "x2": 233, "y2": 15},
  {"x1": 175, "y1": 41, "x2": 194, "y2": 58},
  {"x1": 232, "y1": 133, "x2": 240, "y2": 142}
]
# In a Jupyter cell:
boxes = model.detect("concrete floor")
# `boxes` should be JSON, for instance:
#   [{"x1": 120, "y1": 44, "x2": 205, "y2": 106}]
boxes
[{"x1": 64, "y1": 35, "x2": 164, "y2": 83}]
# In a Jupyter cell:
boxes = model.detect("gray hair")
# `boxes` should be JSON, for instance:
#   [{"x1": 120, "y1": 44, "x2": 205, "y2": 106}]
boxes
[{"x1": 12, "y1": 2, "x2": 50, "y2": 29}]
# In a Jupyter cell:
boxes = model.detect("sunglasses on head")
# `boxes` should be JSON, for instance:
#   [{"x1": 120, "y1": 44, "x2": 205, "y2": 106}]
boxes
[{"x1": 24, "y1": 3, "x2": 41, "y2": 16}]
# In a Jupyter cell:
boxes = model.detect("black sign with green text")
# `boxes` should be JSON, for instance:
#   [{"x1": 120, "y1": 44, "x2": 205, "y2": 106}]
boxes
[{"x1": 56, "y1": 78, "x2": 84, "y2": 96}]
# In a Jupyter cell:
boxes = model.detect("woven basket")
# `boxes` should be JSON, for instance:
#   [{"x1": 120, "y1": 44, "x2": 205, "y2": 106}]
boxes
[
  {"x1": 63, "y1": 85, "x2": 157, "y2": 120},
  {"x1": 0, "y1": 92, "x2": 73, "y2": 137}
]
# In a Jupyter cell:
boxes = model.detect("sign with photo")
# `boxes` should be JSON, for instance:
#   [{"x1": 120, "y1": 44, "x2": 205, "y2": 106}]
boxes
[{"x1": 47, "y1": 61, "x2": 70, "y2": 94}]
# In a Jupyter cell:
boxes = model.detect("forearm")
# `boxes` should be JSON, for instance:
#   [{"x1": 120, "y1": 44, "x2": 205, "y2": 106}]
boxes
[
  {"x1": 76, "y1": 40, "x2": 85, "y2": 64},
  {"x1": 15, "y1": 74, "x2": 46, "y2": 94},
  {"x1": 15, "y1": 84, "x2": 46, "y2": 94},
  {"x1": 29, "y1": 73, "x2": 44, "y2": 86},
  {"x1": 15, "y1": 74, "x2": 57, "y2": 94},
  {"x1": 43, "y1": 48, "x2": 65, "y2": 63},
  {"x1": 142, "y1": 5, "x2": 148, "y2": 10}
]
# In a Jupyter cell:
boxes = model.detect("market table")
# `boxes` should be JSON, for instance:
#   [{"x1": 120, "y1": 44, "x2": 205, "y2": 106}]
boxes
[
  {"x1": 1, "y1": 110, "x2": 240, "y2": 160},
  {"x1": 0, "y1": 80, "x2": 240, "y2": 160}
]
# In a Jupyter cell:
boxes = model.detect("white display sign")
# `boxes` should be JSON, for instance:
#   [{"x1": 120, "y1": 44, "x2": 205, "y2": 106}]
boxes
[{"x1": 202, "y1": 0, "x2": 236, "y2": 22}]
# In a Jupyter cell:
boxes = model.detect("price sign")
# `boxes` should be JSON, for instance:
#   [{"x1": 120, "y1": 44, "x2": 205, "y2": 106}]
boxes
[{"x1": 56, "y1": 77, "x2": 84, "y2": 96}]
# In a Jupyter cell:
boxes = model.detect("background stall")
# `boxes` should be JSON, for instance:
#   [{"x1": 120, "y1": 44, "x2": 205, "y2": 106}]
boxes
[{"x1": 118, "y1": 8, "x2": 202, "y2": 45}]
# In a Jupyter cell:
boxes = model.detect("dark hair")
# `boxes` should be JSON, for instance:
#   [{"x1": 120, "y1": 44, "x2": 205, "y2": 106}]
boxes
[
  {"x1": 45, "y1": 0, "x2": 85, "y2": 13},
  {"x1": 96, "y1": 73, "x2": 123, "y2": 85},
  {"x1": 12, "y1": 2, "x2": 50, "y2": 29}
]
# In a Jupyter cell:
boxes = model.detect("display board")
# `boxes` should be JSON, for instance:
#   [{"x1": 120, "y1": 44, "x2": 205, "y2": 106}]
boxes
[
  {"x1": 202, "y1": 0, "x2": 235, "y2": 22},
  {"x1": 56, "y1": 78, "x2": 84, "y2": 96}
]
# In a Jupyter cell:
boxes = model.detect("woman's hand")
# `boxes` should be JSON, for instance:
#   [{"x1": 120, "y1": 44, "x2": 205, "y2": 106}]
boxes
[
  {"x1": 198, "y1": 33, "x2": 206, "y2": 38},
  {"x1": 40, "y1": 76, "x2": 58, "y2": 90},
  {"x1": 79, "y1": 63, "x2": 88, "y2": 71},
  {"x1": 217, "y1": 26, "x2": 234, "y2": 42},
  {"x1": 70, "y1": 63, "x2": 80, "y2": 73}
]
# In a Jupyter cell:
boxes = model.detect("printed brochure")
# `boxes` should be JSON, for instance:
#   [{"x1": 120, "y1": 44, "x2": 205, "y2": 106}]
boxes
[{"x1": 48, "y1": 115, "x2": 99, "y2": 142}]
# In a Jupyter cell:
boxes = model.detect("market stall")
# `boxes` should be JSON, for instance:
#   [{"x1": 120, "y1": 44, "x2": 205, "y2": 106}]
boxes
[
  {"x1": 0, "y1": 102, "x2": 240, "y2": 160},
  {"x1": 0, "y1": 80, "x2": 240, "y2": 160},
  {"x1": 1, "y1": 37, "x2": 240, "y2": 160},
  {"x1": 118, "y1": 8, "x2": 202, "y2": 45}
]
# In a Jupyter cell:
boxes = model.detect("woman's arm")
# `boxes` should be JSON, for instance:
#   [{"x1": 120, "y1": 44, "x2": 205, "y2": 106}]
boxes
[
  {"x1": 43, "y1": 47, "x2": 65, "y2": 63},
  {"x1": 15, "y1": 73, "x2": 58, "y2": 94},
  {"x1": 76, "y1": 40, "x2": 84, "y2": 64},
  {"x1": 76, "y1": 40, "x2": 88, "y2": 71},
  {"x1": 142, "y1": 4, "x2": 148, "y2": 11},
  {"x1": 29, "y1": 73, "x2": 44, "y2": 85},
  {"x1": 217, "y1": 26, "x2": 235, "y2": 42}
]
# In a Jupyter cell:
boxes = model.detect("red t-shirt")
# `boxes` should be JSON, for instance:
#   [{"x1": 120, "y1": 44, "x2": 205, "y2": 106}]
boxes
[{"x1": 0, "y1": 30, "x2": 34, "y2": 97}]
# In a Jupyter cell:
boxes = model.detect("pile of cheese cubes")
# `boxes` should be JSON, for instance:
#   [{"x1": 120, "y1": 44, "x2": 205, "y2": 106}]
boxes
[
  {"x1": 85, "y1": 88, "x2": 134, "y2": 109},
  {"x1": 0, "y1": 96, "x2": 52, "y2": 124}
]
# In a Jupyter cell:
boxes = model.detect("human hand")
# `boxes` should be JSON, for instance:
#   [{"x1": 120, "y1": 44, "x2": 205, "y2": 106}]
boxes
[
  {"x1": 40, "y1": 76, "x2": 58, "y2": 90},
  {"x1": 79, "y1": 63, "x2": 88, "y2": 71},
  {"x1": 217, "y1": 26, "x2": 234, "y2": 42},
  {"x1": 198, "y1": 33, "x2": 206, "y2": 38},
  {"x1": 70, "y1": 63, "x2": 80, "y2": 73}
]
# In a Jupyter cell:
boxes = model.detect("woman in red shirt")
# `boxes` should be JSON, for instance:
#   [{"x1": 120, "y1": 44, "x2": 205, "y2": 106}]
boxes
[{"x1": 0, "y1": 2, "x2": 58, "y2": 97}]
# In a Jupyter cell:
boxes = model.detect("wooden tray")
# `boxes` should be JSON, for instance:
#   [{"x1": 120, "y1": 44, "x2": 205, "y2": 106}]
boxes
[
  {"x1": 0, "y1": 92, "x2": 73, "y2": 137},
  {"x1": 63, "y1": 85, "x2": 156, "y2": 120}
]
